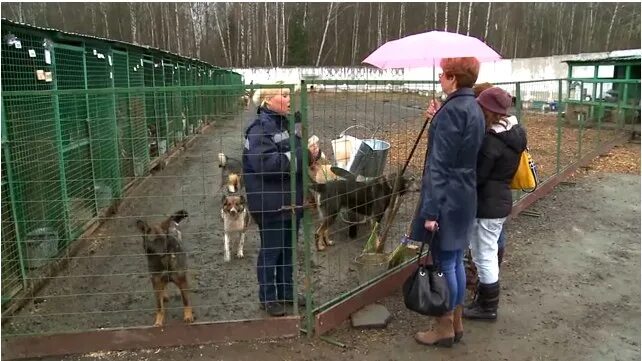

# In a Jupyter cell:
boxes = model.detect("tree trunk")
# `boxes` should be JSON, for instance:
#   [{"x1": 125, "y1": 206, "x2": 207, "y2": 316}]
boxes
[
  {"x1": 444, "y1": 3, "x2": 448, "y2": 31},
  {"x1": 605, "y1": 3, "x2": 619, "y2": 50},
  {"x1": 213, "y1": 4, "x2": 231, "y2": 67},
  {"x1": 334, "y1": 5, "x2": 339, "y2": 64},
  {"x1": 484, "y1": 2, "x2": 491, "y2": 40},
  {"x1": 240, "y1": 3, "x2": 246, "y2": 67},
  {"x1": 316, "y1": 2, "x2": 334, "y2": 66},
  {"x1": 434, "y1": 3, "x2": 437, "y2": 30},
  {"x1": 283, "y1": 3, "x2": 288, "y2": 66},
  {"x1": 466, "y1": 2, "x2": 472, "y2": 35},
  {"x1": 377, "y1": 3, "x2": 383, "y2": 46},
  {"x1": 367, "y1": 3, "x2": 373, "y2": 50},
  {"x1": 264, "y1": 3, "x2": 274, "y2": 67},
  {"x1": 456, "y1": 3, "x2": 461, "y2": 33},
  {"x1": 568, "y1": 4, "x2": 576, "y2": 54},
  {"x1": 399, "y1": 3, "x2": 405, "y2": 38},
  {"x1": 174, "y1": 3, "x2": 181, "y2": 54},
  {"x1": 351, "y1": 4, "x2": 360, "y2": 65},
  {"x1": 129, "y1": 3, "x2": 137, "y2": 44}
]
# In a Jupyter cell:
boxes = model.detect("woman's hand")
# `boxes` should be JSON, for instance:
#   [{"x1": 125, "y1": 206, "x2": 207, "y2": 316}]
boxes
[
  {"x1": 425, "y1": 99, "x2": 441, "y2": 119},
  {"x1": 424, "y1": 220, "x2": 439, "y2": 232}
]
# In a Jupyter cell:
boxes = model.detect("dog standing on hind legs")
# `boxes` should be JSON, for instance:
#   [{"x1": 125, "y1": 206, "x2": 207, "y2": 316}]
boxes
[{"x1": 135, "y1": 210, "x2": 193, "y2": 327}]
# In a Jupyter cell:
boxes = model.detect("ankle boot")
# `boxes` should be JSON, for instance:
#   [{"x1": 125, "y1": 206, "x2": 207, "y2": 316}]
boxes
[
  {"x1": 463, "y1": 281, "x2": 500, "y2": 321},
  {"x1": 453, "y1": 305, "x2": 464, "y2": 343},
  {"x1": 414, "y1": 312, "x2": 455, "y2": 347}
]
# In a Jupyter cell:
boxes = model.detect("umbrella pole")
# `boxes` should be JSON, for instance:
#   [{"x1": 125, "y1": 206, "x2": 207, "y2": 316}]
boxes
[{"x1": 432, "y1": 59, "x2": 436, "y2": 101}]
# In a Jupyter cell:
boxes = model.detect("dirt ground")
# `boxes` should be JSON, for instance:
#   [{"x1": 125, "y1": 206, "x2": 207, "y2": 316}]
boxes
[
  {"x1": 34, "y1": 143, "x2": 640, "y2": 361},
  {"x1": 4, "y1": 92, "x2": 640, "y2": 360}
]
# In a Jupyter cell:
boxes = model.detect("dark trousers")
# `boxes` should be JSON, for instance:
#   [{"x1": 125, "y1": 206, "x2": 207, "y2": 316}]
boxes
[{"x1": 257, "y1": 218, "x2": 300, "y2": 304}]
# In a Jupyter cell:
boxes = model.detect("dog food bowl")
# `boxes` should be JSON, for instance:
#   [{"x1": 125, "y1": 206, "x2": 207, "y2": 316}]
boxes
[{"x1": 354, "y1": 252, "x2": 390, "y2": 285}]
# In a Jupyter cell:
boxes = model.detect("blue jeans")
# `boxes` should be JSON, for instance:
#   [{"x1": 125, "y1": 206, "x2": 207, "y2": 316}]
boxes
[
  {"x1": 256, "y1": 218, "x2": 300, "y2": 304},
  {"x1": 433, "y1": 247, "x2": 465, "y2": 311}
]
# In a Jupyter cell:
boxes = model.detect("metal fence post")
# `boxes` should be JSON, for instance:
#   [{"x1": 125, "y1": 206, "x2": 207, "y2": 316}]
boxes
[
  {"x1": 1, "y1": 97, "x2": 29, "y2": 288},
  {"x1": 82, "y1": 44, "x2": 100, "y2": 215},
  {"x1": 515, "y1": 82, "x2": 522, "y2": 125},
  {"x1": 50, "y1": 45, "x2": 73, "y2": 246},
  {"x1": 286, "y1": 84, "x2": 300, "y2": 319},
  {"x1": 108, "y1": 48, "x2": 123, "y2": 198},
  {"x1": 556, "y1": 79, "x2": 563, "y2": 174},
  {"x1": 300, "y1": 80, "x2": 314, "y2": 337}
]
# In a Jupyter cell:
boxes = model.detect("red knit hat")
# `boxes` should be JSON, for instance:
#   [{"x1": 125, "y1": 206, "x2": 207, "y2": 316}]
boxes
[{"x1": 477, "y1": 87, "x2": 512, "y2": 116}]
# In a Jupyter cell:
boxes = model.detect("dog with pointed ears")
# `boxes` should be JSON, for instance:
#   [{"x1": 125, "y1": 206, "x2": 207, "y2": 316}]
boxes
[{"x1": 135, "y1": 209, "x2": 193, "y2": 327}]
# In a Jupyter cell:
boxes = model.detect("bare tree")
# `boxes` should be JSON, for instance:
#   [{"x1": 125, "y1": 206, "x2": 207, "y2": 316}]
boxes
[
  {"x1": 212, "y1": 4, "x2": 231, "y2": 67},
  {"x1": 484, "y1": 2, "x2": 492, "y2": 40},
  {"x1": 174, "y1": 3, "x2": 181, "y2": 54},
  {"x1": 377, "y1": 3, "x2": 383, "y2": 46},
  {"x1": 456, "y1": 3, "x2": 462, "y2": 33},
  {"x1": 605, "y1": 2, "x2": 619, "y2": 50},
  {"x1": 263, "y1": 3, "x2": 273, "y2": 66},
  {"x1": 129, "y1": 3, "x2": 137, "y2": 44},
  {"x1": 466, "y1": 2, "x2": 472, "y2": 35},
  {"x1": 399, "y1": 3, "x2": 405, "y2": 38},
  {"x1": 316, "y1": 2, "x2": 334, "y2": 66},
  {"x1": 351, "y1": 4, "x2": 360, "y2": 65},
  {"x1": 444, "y1": 3, "x2": 448, "y2": 31}
]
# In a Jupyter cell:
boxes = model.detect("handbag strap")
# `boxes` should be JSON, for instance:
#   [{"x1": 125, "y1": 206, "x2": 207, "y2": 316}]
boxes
[{"x1": 416, "y1": 230, "x2": 437, "y2": 268}]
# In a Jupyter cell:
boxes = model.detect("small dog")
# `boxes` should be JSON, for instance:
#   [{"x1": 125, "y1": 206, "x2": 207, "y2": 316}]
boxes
[
  {"x1": 220, "y1": 194, "x2": 249, "y2": 262},
  {"x1": 310, "y1": 173, "x2": 415, "y2": 251},
  {"x1": 218, "y1": 152, "x2": 244, "y2": 193},
  {"x1": 135, "y1": 210, "x2": 193, "y2": 327}
]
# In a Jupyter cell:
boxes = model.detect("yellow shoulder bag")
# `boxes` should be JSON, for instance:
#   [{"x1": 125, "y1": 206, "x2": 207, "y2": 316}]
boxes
[{"x1": 510, "y1": 148, "x2": 539, "y2": 192}]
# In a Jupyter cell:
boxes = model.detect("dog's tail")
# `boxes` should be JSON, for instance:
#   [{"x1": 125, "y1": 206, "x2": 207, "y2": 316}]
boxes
[
  {"x1": 170, "y1": 209, "x2": 189, "y2": 224},
  {"x1": 218, "y1": 153, "x2": 227, "y2": 168},
  {"x1": 227, "y1": 173, "x2": 241, "y2": 193}
]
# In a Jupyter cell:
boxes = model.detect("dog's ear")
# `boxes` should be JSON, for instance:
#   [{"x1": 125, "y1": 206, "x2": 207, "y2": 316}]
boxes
[
  {"x1": 135, "y1": 220, "x2": 150, "y2": 234},
  {"x1": 221, "y1": 194, "x2": 228, "y2": 205},
  {"x1": 171, "y1": 210, "x2": 188, "y2": 224},
  {"x1": 239, "y1": 194, "x2": 246, "y2": 204}
]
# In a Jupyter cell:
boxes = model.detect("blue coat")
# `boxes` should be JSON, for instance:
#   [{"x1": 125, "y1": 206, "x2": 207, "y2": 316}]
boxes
[
  {"x1": 243, "y1": 107, "x2": 304, "y2": 225},
  {"x1": 410, "y1": 88, "x2": 485, "y2": 251}
]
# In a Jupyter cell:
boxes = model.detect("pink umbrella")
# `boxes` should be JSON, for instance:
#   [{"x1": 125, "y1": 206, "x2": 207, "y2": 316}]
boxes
[{"x1": 362, "y1": 30, "x2": 501, "y2": 69}]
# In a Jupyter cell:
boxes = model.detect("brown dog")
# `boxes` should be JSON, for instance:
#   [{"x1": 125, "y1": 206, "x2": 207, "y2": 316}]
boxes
[{"x1": 135, "y1": 210, "x2": 193, "y2": 327}]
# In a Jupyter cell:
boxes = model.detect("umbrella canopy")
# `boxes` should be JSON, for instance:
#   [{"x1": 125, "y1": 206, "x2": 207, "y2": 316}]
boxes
[{"x1": 362, "y1": 31, "x2": 501, "y2": 69}]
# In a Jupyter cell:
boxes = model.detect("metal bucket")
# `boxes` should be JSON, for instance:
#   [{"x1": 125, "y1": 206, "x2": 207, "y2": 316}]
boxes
[
  {"x1": 24, "y1": 227, "x2": 59, "y2": 269},
  {"x1": 348, "y1": 139, "x2": 390, "y2": 178},
  {"x1": 330, "y1": 126, "x2": 390, "y2": 180}
]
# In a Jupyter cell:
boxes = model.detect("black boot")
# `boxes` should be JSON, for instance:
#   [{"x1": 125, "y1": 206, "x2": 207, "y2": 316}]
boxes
[{"x1": 463, "y1": 281, "x2": 499, "y2": 321}]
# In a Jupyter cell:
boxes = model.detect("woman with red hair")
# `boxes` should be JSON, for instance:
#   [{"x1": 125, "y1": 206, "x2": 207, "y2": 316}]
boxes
[{"x1": 410, "y1": 57, "x2": 485, "y2": 347}]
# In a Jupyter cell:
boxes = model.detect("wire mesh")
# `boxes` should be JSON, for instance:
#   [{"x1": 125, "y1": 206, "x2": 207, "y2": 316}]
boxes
[{"x1": 1, "y1": 22, "x2": 247, "y2": 336}]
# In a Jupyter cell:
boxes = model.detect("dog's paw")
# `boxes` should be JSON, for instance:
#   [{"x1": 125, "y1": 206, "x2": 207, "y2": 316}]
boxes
[
  {"x1": 224, "y1": 254, "x2": 231, "y2": 262},
  {"x1": 153, "y1": 314, "x2": 164, "y2": 327},
  {"x1": 235, "y1": 251, "x2": 244, "y2": 259},
  {"x1": 326, "y1": 239, "x2": 335, "y2": 246},
  {"x1": 183, "y1": 308, "x2": 194, "y2": 324}
]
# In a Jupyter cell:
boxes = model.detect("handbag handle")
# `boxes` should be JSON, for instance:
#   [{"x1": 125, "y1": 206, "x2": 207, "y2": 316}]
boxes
[{"x1": 416, "y1": 230, "x2": 437, "y2": 268}]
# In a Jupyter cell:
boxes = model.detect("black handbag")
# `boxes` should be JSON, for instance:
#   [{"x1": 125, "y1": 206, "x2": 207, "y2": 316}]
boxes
[{"x1": 402, "y1": 231, "x2": 450, "y2": 316}]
